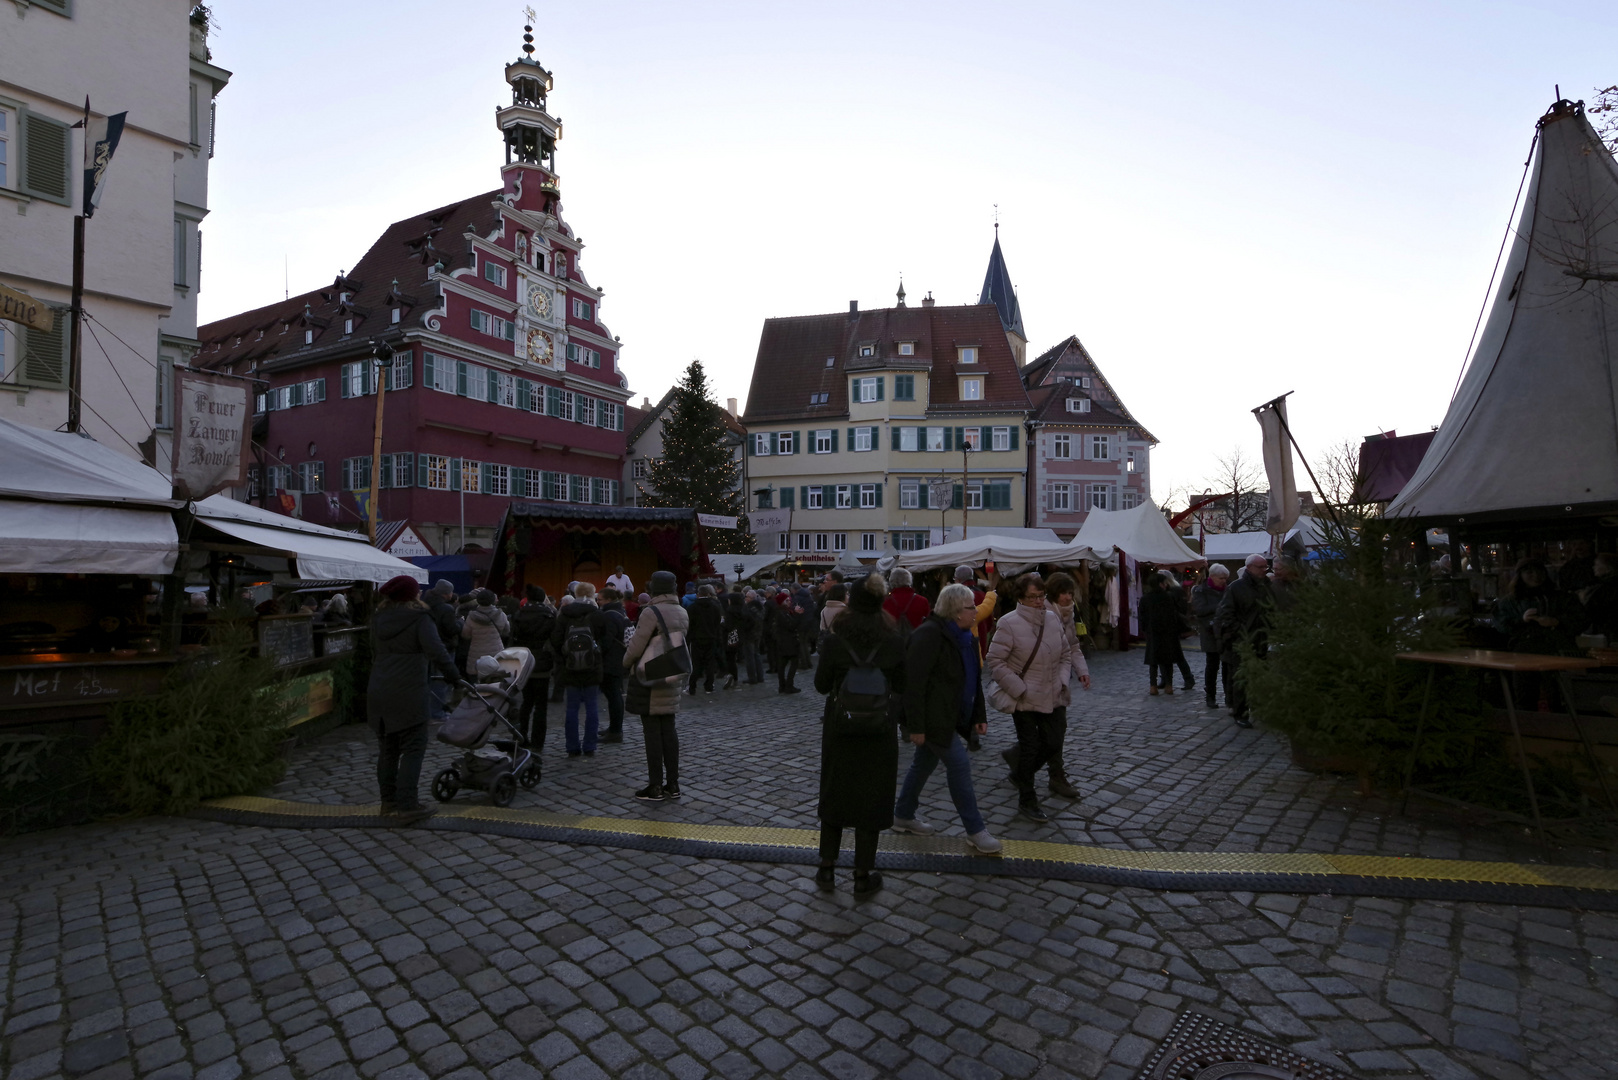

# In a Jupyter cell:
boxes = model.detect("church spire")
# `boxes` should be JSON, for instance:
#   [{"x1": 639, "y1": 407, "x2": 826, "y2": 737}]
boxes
[{"x1": 979, "y1": 229, "x2": 1026, "y2": 365}]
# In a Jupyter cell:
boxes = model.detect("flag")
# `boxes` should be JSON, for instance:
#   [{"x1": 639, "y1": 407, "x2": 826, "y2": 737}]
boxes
[
  {"x1": 354, "y1": 490, "x2": 371, "y2": 523},
  {"x1": 1256, "y1": 400, "x2": 1300, "y2": 535},
  {"x1": 83, "y1": 104, "x2": 126, "y2": 218}
]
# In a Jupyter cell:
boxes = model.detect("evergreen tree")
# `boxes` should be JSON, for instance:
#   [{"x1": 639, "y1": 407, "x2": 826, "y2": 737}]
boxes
[{"x1": 645, "y1": 360, "x2": 754, "y2": 553}]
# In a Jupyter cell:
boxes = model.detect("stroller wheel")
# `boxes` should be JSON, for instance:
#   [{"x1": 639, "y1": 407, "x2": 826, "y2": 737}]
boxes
[
  {"x1": 431, "y1": 768, "x2": 460, "y2": 803},
  {"x1": 490, "y1": 773, "x2": 517, "y2": 808},
  {"x1": 518, "y1": 761, "x2": 542, "y2": 790}
]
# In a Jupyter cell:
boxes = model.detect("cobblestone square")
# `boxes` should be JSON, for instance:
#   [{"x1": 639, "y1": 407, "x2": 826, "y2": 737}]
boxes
[{"x1": 4, "y1": 650, "x2": 1616, "y2": 1080}]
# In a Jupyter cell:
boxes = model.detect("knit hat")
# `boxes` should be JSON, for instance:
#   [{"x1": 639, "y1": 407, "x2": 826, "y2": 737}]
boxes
[
  {"x1": 432, "y1": 579, "x2": 455, "y2": 596},
  {"x1": 649, "y1": 570, "x2": 677, "y2": 596},
  {"x1": 475, "y1": 588, "x2": 497, "y2": 605},
  {"x1": 378, "y1": 575, "x2": 420, "y2": 603},
  {"x1": 849, "y1": 573, "x2": 887, "y2": 614}
]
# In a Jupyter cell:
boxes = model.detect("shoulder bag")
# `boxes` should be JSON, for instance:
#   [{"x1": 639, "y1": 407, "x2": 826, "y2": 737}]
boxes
[{"x1": 989, "y1": 609, "x2": 1046, "y2": 714}]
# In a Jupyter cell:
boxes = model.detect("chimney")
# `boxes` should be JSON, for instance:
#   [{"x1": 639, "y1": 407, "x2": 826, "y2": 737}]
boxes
[
  {"x1": 848, "y1": 300, "x2": 858, "y2": 314},
  {"x1": 726, "y1": 397, "x2": 738, "y2": 417},
  {"x1": 922, "y1": 291, "x2": 935, "y2": 308},
  {"x1": 641, "y1": 396, "x2": 651, "y2": 408}
]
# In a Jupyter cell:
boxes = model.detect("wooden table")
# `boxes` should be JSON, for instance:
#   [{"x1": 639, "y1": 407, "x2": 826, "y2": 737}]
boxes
[{"x1": 1396, "y1": 649, "x2": 1613, "y2": 838}]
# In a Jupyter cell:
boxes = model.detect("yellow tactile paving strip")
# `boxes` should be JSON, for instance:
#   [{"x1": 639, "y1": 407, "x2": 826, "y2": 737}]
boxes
[{"x1": 198, "y1": 796, "x2": 1618, "y2": 894}]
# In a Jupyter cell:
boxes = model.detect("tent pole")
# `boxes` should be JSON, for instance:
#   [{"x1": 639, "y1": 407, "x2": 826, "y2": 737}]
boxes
[{"x1": 1267, "y1": 405, "x2": 1347, "y2": 533}]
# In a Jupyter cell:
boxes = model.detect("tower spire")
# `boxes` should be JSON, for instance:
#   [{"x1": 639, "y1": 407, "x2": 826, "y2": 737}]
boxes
[{"x1": 979, "y1": 228, "x2": 1026, "y2": 366}]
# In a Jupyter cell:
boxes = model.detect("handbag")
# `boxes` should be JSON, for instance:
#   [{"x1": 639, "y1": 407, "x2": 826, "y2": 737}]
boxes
[
  {"x1": 989, "y1": 610, "x2": 1046, "y2": 714},
  {"x1": 638, "y1": 604, "x2": 692, "y2": 684}
]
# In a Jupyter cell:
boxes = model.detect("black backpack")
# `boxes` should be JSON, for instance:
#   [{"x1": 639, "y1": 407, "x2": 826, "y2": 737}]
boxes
[
  {"x1": 563, "y1": 620, "x2": 602, "y2": 675},
  {"x1": 831, "y1": 646, "x2": 890, "y2": 739}
]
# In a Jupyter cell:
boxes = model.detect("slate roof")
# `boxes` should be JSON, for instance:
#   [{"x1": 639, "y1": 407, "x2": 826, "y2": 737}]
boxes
[
  {"x1": 196, "y1": 190, "x2": 504, "y2": 371},
  {"x1": 979, "y1": 234, "x2": 1025, "y2": 340},
  {"x1": 742, "y1": 303, "x2": 1030, "y2": 423}
]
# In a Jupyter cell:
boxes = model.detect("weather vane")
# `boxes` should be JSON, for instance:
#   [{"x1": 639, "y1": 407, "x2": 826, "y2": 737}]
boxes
[
  {"x1": 993, "y1": 203, "x2": 999, "y2": 232},
  {"x1": 523, "y1": 5, "x2": 536, "y2": 21}
]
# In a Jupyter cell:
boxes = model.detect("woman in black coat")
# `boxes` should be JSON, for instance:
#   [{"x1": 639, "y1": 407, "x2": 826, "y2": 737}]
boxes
[
  {"x1": 813, "y1": 573, "x2": 904, "y2": 896},
  {"x1": 1139, "y1": 572, "x2": 1186, "y2": 696},
  {"x1": 369, "y1": 575, "x2": 460, "y2": 822}
]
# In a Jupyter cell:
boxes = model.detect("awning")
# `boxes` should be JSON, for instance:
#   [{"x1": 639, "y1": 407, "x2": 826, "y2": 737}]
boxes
[
  {"x1": 708, "y1": 553, "x2": 786, "y2": 584},
  {"x1": 1073, "y1": 500, "x2": 1204, "y2": 568},
  {"x1": 894, "y1": 532, "x2": 1105, "y2": 573},
  {"x1": 194, "y1": 496, "x2": 428, "y2": 584},
  {"x1": 0, "y1": 499, "x2": 177, "y2": 575}
]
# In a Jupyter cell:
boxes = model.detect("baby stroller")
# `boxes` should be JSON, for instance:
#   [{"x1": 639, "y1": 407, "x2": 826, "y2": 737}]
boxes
[{"x1": 431, "y1": 647, "x2": 540, "y2": 807}]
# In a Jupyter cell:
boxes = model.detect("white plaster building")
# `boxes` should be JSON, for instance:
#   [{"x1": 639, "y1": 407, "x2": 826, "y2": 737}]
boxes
[{"x1": 0, "y1": 1, "x2": 229, "y2": 465}]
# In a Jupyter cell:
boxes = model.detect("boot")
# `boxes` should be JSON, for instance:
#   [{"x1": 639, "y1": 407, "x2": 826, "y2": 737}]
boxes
[
  {"x1": 1048, "y1": 766, "x2": 1079, "y2": 800},
  {"x1": 1001, "y1": 746, "x2": 1020, "y2": 790}
]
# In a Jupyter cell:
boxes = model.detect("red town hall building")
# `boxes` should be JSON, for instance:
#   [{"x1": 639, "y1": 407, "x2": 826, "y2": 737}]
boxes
[{"x1": 197, "y1": 29, "x2": 630, "y2": 559}]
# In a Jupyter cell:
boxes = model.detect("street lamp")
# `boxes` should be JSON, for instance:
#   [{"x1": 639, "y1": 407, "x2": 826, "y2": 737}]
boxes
[
  {"x1": 734, "y1": 561, "x2": 745, "y2": 586},
  {"x1": 367, "y1": 340, "x2": 393, "y2": 546},
  {"x1": 962, "y1": 441, "x2": 975, "y2": 541}
]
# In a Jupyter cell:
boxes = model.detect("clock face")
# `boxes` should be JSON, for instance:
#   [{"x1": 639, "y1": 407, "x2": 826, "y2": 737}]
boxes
[
  {"x1": 527, "y1": 284, "x2": 554, "y2": 321},
  {"x1": 526, "y1": 328, "x2": 553, "y2": 364}
]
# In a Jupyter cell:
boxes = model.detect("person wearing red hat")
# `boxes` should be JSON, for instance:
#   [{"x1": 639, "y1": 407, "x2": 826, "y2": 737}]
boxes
[{"x1": 370, "y1": 575, "x2": 460, "y2": 823}]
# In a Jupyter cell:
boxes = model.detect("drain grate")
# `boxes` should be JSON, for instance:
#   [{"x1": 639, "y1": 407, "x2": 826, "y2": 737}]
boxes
[{"x1": 1134, "y1": 1012, "x2": 1354, "y2": 1079}]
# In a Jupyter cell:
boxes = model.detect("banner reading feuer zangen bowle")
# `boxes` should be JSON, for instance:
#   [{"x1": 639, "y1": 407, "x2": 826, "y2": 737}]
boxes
[{"x1": 171, "y1": 368, "x2": 253, "y2": 501}]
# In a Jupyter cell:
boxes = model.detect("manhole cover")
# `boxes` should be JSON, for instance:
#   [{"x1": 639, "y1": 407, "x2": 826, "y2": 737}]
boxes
[{"x1": 1134, "y1": 1012, "x2": 1354, "y2": 1080}]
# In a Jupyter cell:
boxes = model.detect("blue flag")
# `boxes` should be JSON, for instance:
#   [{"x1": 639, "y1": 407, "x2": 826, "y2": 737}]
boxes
[{"x1": 83, "y1": 107, "x2": 126, "y2": 218}]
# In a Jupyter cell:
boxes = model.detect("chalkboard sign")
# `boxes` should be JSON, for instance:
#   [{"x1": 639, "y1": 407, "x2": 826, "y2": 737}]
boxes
[
  {"x1": 319, "y1": 627, "x2": 361, "y2": 657},
  {"x1": 258, "y1": 615, "x2": 314, "y2": 668}
]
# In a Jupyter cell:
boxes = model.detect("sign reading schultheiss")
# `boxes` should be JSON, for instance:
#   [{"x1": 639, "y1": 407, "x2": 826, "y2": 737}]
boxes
[{"x1": 171, "y1": 369, "x2": 252, "y2": 500}]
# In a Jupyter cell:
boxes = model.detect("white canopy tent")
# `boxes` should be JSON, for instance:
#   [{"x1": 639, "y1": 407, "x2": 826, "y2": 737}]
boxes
[
  {"x1": 1073, "y1": 500, "x2": 1204, "y2": 568},
  {"x1": 194, "y1": 496, "x2": 429, "y2": 584},
  {"x1": 706, "y1": 552, "x2": 786, "y2": 586},
  {"x1": 0, "y1": 420, "x2": 180, "y2": 576},
  {"x1": 1388, "y1": 100, "x2": 1618, "y2": 522},
  {"x1": 1201, "y1": 518, "x2": 1326, "y2": 563},
  {"x1": 893, "y1": 532, "x2": 1105, "y2": 573}
]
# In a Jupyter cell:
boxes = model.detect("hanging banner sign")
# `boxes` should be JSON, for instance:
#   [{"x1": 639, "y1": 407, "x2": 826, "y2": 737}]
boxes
[
  {"x1": 171, "y1": 368, "x2": 252, "y2": 501},
  {"x1": 928, "y1": 480, "x2": 953, "y2": 508},
  {"x1": 0, "y1": 284, "x2": 53, "y2": 332},
  {"x1": 749, "y1": 510, "x2": 790, "y2": 534},
  {"x1": 697, "y1": 513, "x2": 737, "y2": 530}
]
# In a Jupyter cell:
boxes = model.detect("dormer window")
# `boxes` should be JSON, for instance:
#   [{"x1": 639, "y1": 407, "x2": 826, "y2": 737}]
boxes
[
  {"x1": 824, "y1": 357, "x2": 835, "y2": 368},
  {"x1": 859, "y1": 344, "x2": 875, "y2": 358},
  {"x1": 339, "y1": 291, "x2": 350, "y2": 304},
  {"x1": 958, "y1": 347, "x2": 978, "y2": 364},
  {"x1": 391, "y1": 308, "x2": 401, "y2": 324},
  {"x1": 343, "y1": 319, "x2": 353, "y2": 335},
  {"x1": 1067, "y1": 397, "x2": 1091, "y2": 414},
  {"x1": 304, "y1": 329, "x2": 313, "y2": 345},
  {"x1": 898, "y1": 342, "x2": 915, "y2": 356},
  {"x1": 960, "y1": 378, "x2": 983, "y2": 401}
]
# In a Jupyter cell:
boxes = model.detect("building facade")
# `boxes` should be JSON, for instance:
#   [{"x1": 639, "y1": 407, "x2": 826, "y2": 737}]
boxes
[
  {"x1": 624, "y1": 390, "x2": 745, "y2": 508},
  {"x1": 0, "y1": 2, "x2": 229, "y2": 464},
  {"x1": 741, "y1": 290, "x2": 1031, "y2": 562},
  {"x1": 196, "y1": 26, "x2": 631, "y2": 558},
  {"x1": 1021, "y1": 336, "x2": 1155, "y2": 538}
]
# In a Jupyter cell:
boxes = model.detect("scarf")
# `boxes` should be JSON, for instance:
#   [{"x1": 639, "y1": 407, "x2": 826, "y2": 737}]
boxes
[{"x1": 946, "y1": 620, "x2": 979, "y2": 724}]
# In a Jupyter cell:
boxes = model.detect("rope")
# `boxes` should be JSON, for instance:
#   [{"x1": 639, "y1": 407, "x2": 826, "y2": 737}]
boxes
[
  {"x1": 1451, "y1": 130, "x2": 1540, "y2": 400},
  {"x1": 81, "y1": 318, "x2": 151, "y2": 427}
]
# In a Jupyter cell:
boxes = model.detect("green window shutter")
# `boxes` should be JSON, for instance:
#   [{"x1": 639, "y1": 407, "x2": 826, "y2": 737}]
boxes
[
  {"x1": 943, "y1": 427, "x2": 954, "y2": 452},
  {"x1": 1010, "y1": 427, "x2": 1019, "y2": 450},
  {"x1": 874, "y1": 484, "x2": 883, "y2": 508},
  {"x1": 768, "y1": 432, "x2": 778, "y2": 455},
  {"x1": 481, "y1": 462, "x2": 492, "y2": 491},
  {"x1": 450, "y1": 458, "x2": 462, "y2": 491},
  {"x1": 953, "y1": 484, "x2": 963, "y2": 510},
  {"x1": 822, "y1": 485, "x2": 834, "y2": 506},
  {"x1": 875, "y1": 377, "x2": 884, "y2": 401},
  {"x1": 780, "y1": 487, "x2": 794, "y2": 509},
  {"x1": 851, "y1": 378, "x2": 859, "y2": 401},
  {"x1": 890, "y1": 426, "x2": 900, "y2": 451},
  {"x1": 377, "y1": 455, "x2": 391, "y2": 490},
  {"x1": 456, "y1": 362, "x2": 468, "y2": 396},
  {"x1": 516, "y1": 379, "x2": 531, "y2": 411},
  {"x1": 417, "y1": 457, "x2": 429, "y2": 487},
  {"x1": 830, "y1": 429, "x2": 838, "y2": 453},
  {"x1": 423, "y1": 353, "x2": 435, "y2": 389},
  {"x1": 338, "y1": 363, "x2": 351, "y2": 398},
  {"x1": 799, "y1": 486, "x2": 808, "y2": 509},
  {"x1": 918, "y1": 484, "x2": 929, "y2": 511},
  {"x1": 954, "y1": 427, "x2": 965, "y2": 448},
  {"x1": 793, "y1": 431, "x2": 801, "y2": 455},
  {"x1": 487, "y1": 374, "x2": 500, "y2": 404},
  {"x1": 846, "y1": 427, "x2": 855, "y2": 449},
  {"x1": 18, "y1": 308, "x2": 69, "y2": 389},
  {"x1": 19, "y1": 109, "x2": 71, "y2": 205}
]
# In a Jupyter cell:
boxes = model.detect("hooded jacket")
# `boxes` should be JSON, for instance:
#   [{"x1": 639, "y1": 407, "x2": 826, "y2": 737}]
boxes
[
  {"x1": 460, "y1": 602, "x2": 510, "y2": 676},
  {"x1": 368, "y1": 601, "x2": 459, "y2": 733},
  {"x1": 623, "y1": 593, "x2": 691, "y2": 715}
]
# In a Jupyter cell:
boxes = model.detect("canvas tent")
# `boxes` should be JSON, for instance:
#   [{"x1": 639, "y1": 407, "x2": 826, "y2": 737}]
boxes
[
  {"x1": 893, "y1": 532, "x2": 1104, "y2": 573},
  {"x1": 193, "y1": 496, "x2": 429, "y2": 584},
  {"x1": 0, "y1": 420, "x2": 181, "y2": 576},
  {"x1": 1073, "y1": 500, "x2": 1204, "y2": 568},
  {"x1": 1388, "y1": 99, "x2": 1618, "y2": 523},
  {"x1": 708, "y1": 552, "x2": 786, "y2": 585}
]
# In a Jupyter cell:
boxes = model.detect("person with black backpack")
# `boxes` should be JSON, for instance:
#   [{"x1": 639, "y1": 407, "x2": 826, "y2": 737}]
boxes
[
  {"x1": 509, "y1": 585, "x2": 556, "y2": 749},
  {"x1": 550, "y1": 581, "x2": 609, "y2": 756},
  {"x1": 812, "y1": 573, "x2": 905, "y2": 897}
]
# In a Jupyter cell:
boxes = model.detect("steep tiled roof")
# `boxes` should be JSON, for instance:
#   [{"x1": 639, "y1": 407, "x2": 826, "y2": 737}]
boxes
[
  {"x1": 627, "y1": 386, "x2": 745, "y2": 445},
  {"x1": 197, "y1": 190, "x2": 504, "y2": 370},
  {"x1": 1021, "y1": 334, "x2": 1151, "y2": 434},
  {"x1": 1026, "y1": 382, "x2": 1158, "y2": 443},
  {"x1": 742, "y1": 303, "x2": 1029, "y2": 423}
]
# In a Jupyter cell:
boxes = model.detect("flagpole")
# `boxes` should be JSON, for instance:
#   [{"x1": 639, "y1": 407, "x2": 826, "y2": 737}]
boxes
[
  {"x1": 66, "y1": 97, "x2": 89, "y2": 434},
  {"x1": 367, "y1": 340, "x2": 392, "y2": 546}
]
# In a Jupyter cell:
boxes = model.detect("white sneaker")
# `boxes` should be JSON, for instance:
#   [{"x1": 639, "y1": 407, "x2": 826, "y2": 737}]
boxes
[
  {"x1": 891, "y1": 818, "x2": 936, "y2": 836},
  {"x1": 966, "y1": 830, "x2": 1003, "y2": 855}
]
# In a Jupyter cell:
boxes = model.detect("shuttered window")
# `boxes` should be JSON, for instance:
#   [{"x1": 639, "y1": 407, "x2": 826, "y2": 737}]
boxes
[
  {"x1": 19, "y1": 108, "x2": 71, "y2": 205},
  {"x1": 18, "y1": 306, "x2": 69, "y2": 388}
]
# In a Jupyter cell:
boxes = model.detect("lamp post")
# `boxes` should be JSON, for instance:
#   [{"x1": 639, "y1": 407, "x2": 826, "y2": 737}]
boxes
[
  {"x1": 962, "y1": 442, "x2": 975, "y2": 541},
  {"x1": 734, "y1": 561, "x2": 745, "y2": 587},
  {"x1": 367, "y1": 340, "x2": 393, "y2": 546}
]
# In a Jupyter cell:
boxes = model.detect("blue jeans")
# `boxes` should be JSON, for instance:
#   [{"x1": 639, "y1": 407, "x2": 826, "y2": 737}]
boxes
[
  {"x1": 894, "y1": 732, "x2": 986, "y2": 836},
  {"x1": 565, "y1": 685, "x2": 600, "y2": 754}
]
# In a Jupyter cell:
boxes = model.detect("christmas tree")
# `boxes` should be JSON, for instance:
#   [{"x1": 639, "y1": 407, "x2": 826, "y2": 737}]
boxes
[{"x1": 644, "y1": 360, "x2": 754, "y2": 553}]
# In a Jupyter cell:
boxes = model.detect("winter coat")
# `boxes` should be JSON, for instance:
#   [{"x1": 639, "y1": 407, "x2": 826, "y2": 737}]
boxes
[
  {"x1": 425, "y1": 593, "x2": 461, "y2": 651},
  {"x1": 1497, "y1": 589, "x2": 1580, "y2": 656},
  {"x1": 599, "y1": 601, "x2": 631, "y2": 674},
  {"x1": 740, "y1": 599, "x2": 765, "y2": 642},
  {"x1": 509, "y1": 601, "x2": 557, "y2": 675},
  {"x1": 368, "y1": 602, "x2": 459, "y2": 734},
  {"x1": 459, "y1": 604, "x2": 510, "y2": 676},
  {"x1": 904, "y1": 614, "x2": 985, "y2": 746},
  {"x1": 1139, "y1": 587, "x2": 1186, "y2": 667},
  {"x1": 1046, "y1": 599, "x2": 1090, "y2": 682},
  {"x1": 818, "y1": 600, "x2": 847, "y2": 637},
  {"x1": 883, "y1": 587, "x2": 931, "y2": 630},
  {"x1": 814, "y1": 624, "x2": 903, "y2": 831},
  {"x1": 985, "y1": 602, "x2": 1073, "y2": 715},
  {"x1": 549, "y1": 600, "x2": 609, "y2": 688},
  {"x1": 1190, "y1": 582, "x2": 1226, "y2": 654},
  {"x1": 622, "y1": 594, "x2": 691, "y2": 716},
  {"x1": 771, "y1": 597, "x2": 806, "y2": 654},
  {"x1": 1212, "y1": 572, "x2": 1274, "y2": 655},
  {"x1": 688, "y1": 595, "x2": 725, "y2": 644}
]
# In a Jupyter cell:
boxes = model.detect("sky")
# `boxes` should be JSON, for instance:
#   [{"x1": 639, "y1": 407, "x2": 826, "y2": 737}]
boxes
[{"x1": 198, "y1": 0, "x2": 1618, "y2": 504}]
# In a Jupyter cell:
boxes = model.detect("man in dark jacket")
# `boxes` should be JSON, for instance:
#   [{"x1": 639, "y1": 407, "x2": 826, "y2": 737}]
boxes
[
  {"x1": 549, "y1": 583, "x2": 610, "y2": 755},
  {"x1": 369, "y1": 576, "x2": 460, "y2": 823},
  {"x1": 685, "y1": 585, "x2": 726, "y2": 694},
  {"x1": 1190, "y1": 565, "x2": 1232, "y2": 709},
  {"x1": 509, "y1": 584, "x2": 556, "y2": 748},
  {"x1": 598, "y1": 588, "x2": 632, "y2": 743},
  {"x1": 740, "y1": 589, "x2": 766, "y2": 684},
  {"x1": 1212, "y1": 554, "x2": 1273, "y2": 728},
  {"x1": 424, "y1": 580, "x2": 461, "y2": 718}
]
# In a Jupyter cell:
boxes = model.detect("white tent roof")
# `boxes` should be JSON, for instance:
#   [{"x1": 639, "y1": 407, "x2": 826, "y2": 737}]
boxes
[
  {"x1": 707, "y1": 552, "x2": 787, "y2": 585},
  {"x1": 893, "y1": 532, "x2": 1104, "y2": 572},
  {"x1": 194, "y1": 496, "x2": 428, "y2": 583},
  {"x1": 1073, "y1": 500, "x2": 1204, "y2": 567},
  {"x1": 1388, "y1": 101, "x2": 1618, "y2": 521},
  {"x1": 0, "y1": 419, "x2": 180, "y2": 575},
  {"x1": 1201, "y1": 518, "x2": 1325, "y2": 561}
]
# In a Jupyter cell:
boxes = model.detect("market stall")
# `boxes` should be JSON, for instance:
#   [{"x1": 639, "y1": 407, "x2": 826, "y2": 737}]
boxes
[
  {"x1": 489, "y1": 502, "x2": 712, "y2": 600},
  {"x1": 1073, "y1": 499, "x2": 1204, "y2": 649}
]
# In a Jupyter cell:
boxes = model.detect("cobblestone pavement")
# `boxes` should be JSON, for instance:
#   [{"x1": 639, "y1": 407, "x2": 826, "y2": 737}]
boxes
[{"x1": 3, "y1": 651, "x2": 1616, "y2": 1080}]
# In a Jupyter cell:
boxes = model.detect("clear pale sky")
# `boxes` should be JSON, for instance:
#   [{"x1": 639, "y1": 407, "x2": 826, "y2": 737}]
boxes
[{"x1": 198, "y1": 1, "x2": 1618, "y2": 503}]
